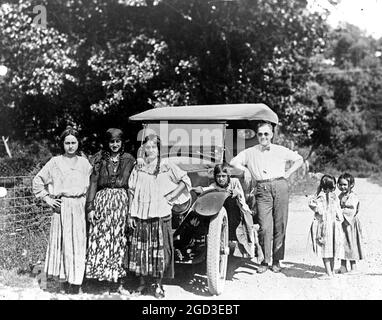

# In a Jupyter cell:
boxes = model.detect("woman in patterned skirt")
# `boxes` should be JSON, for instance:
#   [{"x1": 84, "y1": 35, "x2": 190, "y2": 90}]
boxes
[
  {"x1": 124, "y1": 134, "x2": 191, "y2": 298},
  {"x1": 33, "y1": 126, "x2": 92, "y2": 294},
  {"x1": 85, "y1": 128, "x2": 135, "y2": 292}
]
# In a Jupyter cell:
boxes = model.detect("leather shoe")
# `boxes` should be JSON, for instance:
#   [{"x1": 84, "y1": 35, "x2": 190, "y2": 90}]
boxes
[{"x1": 257, "y1": 264, "x2": 268, "y2": 274}]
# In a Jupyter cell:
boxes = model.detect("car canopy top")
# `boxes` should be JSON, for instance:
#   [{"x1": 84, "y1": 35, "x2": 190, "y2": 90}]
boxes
[{"x1": 129, "y1": 103, "x2": 279, "y2": 124}]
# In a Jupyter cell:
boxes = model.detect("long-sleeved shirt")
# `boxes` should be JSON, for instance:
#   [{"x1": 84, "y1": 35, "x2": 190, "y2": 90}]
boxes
[
  {"x1": 128, "y1": 159, "x2": 191, "y2": 219},
  {"x1": 85, "y1": 151, "x2": 135, "y2": 212},
  {"x1": 33, "y1": 155, "x2": 92, "y2": 198}
]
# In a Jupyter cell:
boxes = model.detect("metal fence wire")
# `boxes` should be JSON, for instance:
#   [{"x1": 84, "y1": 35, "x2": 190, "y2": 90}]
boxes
[{"x1": 0, "y1": 176, "x2": 52, "y2": 270}]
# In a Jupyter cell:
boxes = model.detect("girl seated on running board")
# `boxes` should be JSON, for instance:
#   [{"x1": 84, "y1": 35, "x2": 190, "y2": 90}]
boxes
[{"x1": 193, "y1": 164, "x2": 263, "y2": 261}]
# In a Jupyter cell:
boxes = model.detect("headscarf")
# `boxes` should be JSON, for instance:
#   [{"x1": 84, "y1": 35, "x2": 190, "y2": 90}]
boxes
[{"x1": 105, "y1": 128, "x2": 124, "y2": 142}]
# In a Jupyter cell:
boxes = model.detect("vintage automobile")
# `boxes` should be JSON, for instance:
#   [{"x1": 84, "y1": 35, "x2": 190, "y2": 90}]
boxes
[{"x1": 129, "y1": 103, "x2": 279, "y2": 295}]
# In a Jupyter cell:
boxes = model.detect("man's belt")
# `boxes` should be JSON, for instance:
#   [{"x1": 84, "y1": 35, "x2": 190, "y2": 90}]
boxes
[{"x1": 256, "y1": 177, "x2": 285, "y2": 184}]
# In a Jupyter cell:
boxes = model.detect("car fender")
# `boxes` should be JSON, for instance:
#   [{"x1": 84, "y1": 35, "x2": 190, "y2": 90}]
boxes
[{"x1": 192, "y1": 190, "x2": 231, "y2": 217}]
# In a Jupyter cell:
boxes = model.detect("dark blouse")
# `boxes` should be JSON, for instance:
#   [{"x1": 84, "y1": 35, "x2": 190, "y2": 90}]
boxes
[{"x1": 86, "y1": 151, "x2": 135, "y2": 212}]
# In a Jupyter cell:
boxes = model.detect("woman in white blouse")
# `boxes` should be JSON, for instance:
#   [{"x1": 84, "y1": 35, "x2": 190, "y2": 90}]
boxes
[
  {"x1": 124, "y1": 134, "x2": 191, "y2": 298},
  {"x1": 33, "y1": 126, "x2": 92, "y2": 294}
]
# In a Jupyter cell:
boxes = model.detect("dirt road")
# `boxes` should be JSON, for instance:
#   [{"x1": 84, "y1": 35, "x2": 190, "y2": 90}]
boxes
[{"x1": 1, "y1": 177, "x2": 382, "y2": 300}]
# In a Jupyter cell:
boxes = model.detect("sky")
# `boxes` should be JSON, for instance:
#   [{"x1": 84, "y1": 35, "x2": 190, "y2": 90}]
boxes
[{"x1": 308, "y1": 0, "x2": 382, "y2": 39}]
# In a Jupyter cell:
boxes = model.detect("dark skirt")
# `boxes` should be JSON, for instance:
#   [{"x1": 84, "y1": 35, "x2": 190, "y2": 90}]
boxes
[
  {"x1": 342, "y1": 217, "x2": 364, "y2": 260},
  {"x1": 124, "y1": 215, "x2": 174, "y2": 279}
]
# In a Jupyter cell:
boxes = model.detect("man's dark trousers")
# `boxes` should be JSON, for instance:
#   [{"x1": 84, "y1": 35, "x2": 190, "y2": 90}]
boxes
[{"x1": 255, "y1": 178, "x2": 289, "y2": 265}]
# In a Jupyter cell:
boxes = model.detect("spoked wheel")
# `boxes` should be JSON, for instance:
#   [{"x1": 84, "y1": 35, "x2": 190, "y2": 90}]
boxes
[{"x1": 206, "y1": 207, "x2": 229, "y2": 295}]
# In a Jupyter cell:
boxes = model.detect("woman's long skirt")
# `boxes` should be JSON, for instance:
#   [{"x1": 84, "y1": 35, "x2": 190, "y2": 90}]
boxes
[
  {"x1": 342, "y1": 217, "x2": 364, "y2": 260},
  {"x1": 44, "y1": 196, "x2": 86, "y2": 285},
  {"x1": 124, "y1": 215, "x2": 174, "y2": 279},
  {"x1": 85, "y1": 188, "x2": 129, "y2": 282}
]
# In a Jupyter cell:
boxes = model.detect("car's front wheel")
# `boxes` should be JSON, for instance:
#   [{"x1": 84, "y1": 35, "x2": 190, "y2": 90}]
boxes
[{"x1": 206, "y1": 207, "x2": 229, "y2": 295}]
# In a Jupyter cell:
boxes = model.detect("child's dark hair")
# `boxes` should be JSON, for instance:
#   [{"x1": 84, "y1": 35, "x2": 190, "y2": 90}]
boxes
[
  {"x1": 143, "y1": 134, "x2": 161, "y2": 176},
  {"x1": 214, "y1": 163, "x2": 230, "y2": 176},
  {"x1": 338, "y1": 172, "x2": 355, "y2": 190},
  {"x1": 213, "y1": 164, "x2": 231, "y2": 184},
  {"x1": 317, "y1": 174, "x2": 336, "y2": 195}
]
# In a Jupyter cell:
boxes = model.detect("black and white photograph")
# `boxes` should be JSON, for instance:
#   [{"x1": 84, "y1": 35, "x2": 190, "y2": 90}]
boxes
[{"x1": 0, "y1": 0, "x2": 382, "y2": 304}]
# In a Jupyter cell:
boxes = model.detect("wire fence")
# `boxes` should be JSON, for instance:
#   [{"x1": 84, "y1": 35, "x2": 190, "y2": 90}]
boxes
[{"x1": 0, "y1": 176, "x2": 52, "y2": 270}]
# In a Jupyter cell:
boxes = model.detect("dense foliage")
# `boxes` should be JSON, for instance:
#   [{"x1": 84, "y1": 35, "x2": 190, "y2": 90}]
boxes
[{"x1": 0, "y1": 0, "x2": 381, "y2": 173}]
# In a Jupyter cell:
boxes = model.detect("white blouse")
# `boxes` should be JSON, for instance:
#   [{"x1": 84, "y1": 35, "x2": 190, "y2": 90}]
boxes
[
  {"x1": 128, "y1": 159, "x2": 191, "y2": 219},
  {"x1": 33, "y1": 155, "x2": 92, "y2": 198}
]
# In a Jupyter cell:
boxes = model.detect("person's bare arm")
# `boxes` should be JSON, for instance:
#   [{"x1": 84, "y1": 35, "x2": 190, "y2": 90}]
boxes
[
  {"x1": 285, "y1": 158, "x2": 303, "y2": 179},
  {"x1": 166, "y1": 181, "x2": 187, "y2": 203},
  {"x1": 230, "y1": 156, "x2": 252, "y2": 185}
]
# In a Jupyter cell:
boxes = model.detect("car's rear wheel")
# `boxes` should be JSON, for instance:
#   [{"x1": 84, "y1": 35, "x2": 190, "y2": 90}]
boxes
[{"x1": 206, "y1": 207, "x2": 229, "y2": 295}]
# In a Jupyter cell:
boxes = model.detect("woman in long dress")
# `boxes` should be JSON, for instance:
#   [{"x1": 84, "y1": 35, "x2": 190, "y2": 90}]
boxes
[
  {"x1": 33, "y1": 126, "x2": 92, "y2": 294},
  {"x1": 85, "y1": 128, "x2": 135, "y2": 291},
  {"x1": 124, "y1": 134, "x2": 191, "y2": 298}
]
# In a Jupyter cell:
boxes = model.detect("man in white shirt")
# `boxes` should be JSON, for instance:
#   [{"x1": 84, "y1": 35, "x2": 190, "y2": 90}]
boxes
[{"x1": 230, "y1": 122, "x2": 303, "y2": 273}]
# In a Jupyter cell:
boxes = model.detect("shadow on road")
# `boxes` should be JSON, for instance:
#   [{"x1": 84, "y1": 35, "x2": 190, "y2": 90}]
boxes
[
  {"x1": 165, "y1": 256, "x2": 256, "y2": 297},
  {"x1": 280, "y1": 261, "x2": 325, "y2": 279},
  {"x1": 164, "y1": 263, "x2": 210, "y2": 296}
]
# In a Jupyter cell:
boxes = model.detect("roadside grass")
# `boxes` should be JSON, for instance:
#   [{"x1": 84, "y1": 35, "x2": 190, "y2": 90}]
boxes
[
  {"x1": 0, "y1": 268, "x2": 36, "y2": 288},
  {"x1": 290, "y1": 173, "x2": 320, "y2": 197}
]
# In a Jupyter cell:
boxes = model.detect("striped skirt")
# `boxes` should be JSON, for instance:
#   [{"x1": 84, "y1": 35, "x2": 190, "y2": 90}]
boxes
[
  {"x1": 85, "y1": 188, "x2": 128, "y2": 282},
  {"x1": 45, "y1": 196, "x2": 86, "y2": 285},
  {"x1": 124, "y1": 215, "x2": 174, "y2": 279}
]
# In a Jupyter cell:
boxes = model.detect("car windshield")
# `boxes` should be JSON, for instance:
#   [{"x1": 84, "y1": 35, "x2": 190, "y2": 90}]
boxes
[{"x1": 138, "y1": 123, "x2": 225, "y2": 166}]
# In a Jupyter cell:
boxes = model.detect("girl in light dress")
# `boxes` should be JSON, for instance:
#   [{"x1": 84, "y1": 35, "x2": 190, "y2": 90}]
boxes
[
  {"x1": 308, "y1": 174, "x2": 343, "y2": 279},
  {"x1": 33, "y1": 126, "x2": 92, "y2": 294},
  {"x1": 337, "y1": 172, "x2": 364, "y2": 274}
]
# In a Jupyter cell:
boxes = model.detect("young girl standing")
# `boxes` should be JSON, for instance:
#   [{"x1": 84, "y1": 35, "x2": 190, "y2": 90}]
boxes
[
  {"x1": 308, "y1": 174, "x2": 343, "y2": 279},
  {"x1": 337, "y1": 173, "x2": 364, "y2": 274}
]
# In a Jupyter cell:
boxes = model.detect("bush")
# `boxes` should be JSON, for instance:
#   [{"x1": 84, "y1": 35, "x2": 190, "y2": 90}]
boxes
[
  {"x1": 334, "y1": 149, "x2": 379, "y2": 177},
  {"x1": 0, "y1": 140, "x2": 53, "y2": 176}
]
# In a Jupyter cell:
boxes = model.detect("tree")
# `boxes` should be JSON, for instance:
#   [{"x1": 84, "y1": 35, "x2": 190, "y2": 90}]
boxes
[
  {"x1": 1, "y1": 0, "x2": 331, "y2": 154},
  {"x1": 0, "y1": 1, "x2": 77, "y2": 138},
  {"x1": 306, "y1": 22, "x2": 382, "y2": 171}
]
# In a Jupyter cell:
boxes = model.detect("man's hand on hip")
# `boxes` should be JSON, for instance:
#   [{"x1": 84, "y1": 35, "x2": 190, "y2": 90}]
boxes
[{"x1": 243, "y1": 168, "x2": 252, "y2": 185}]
